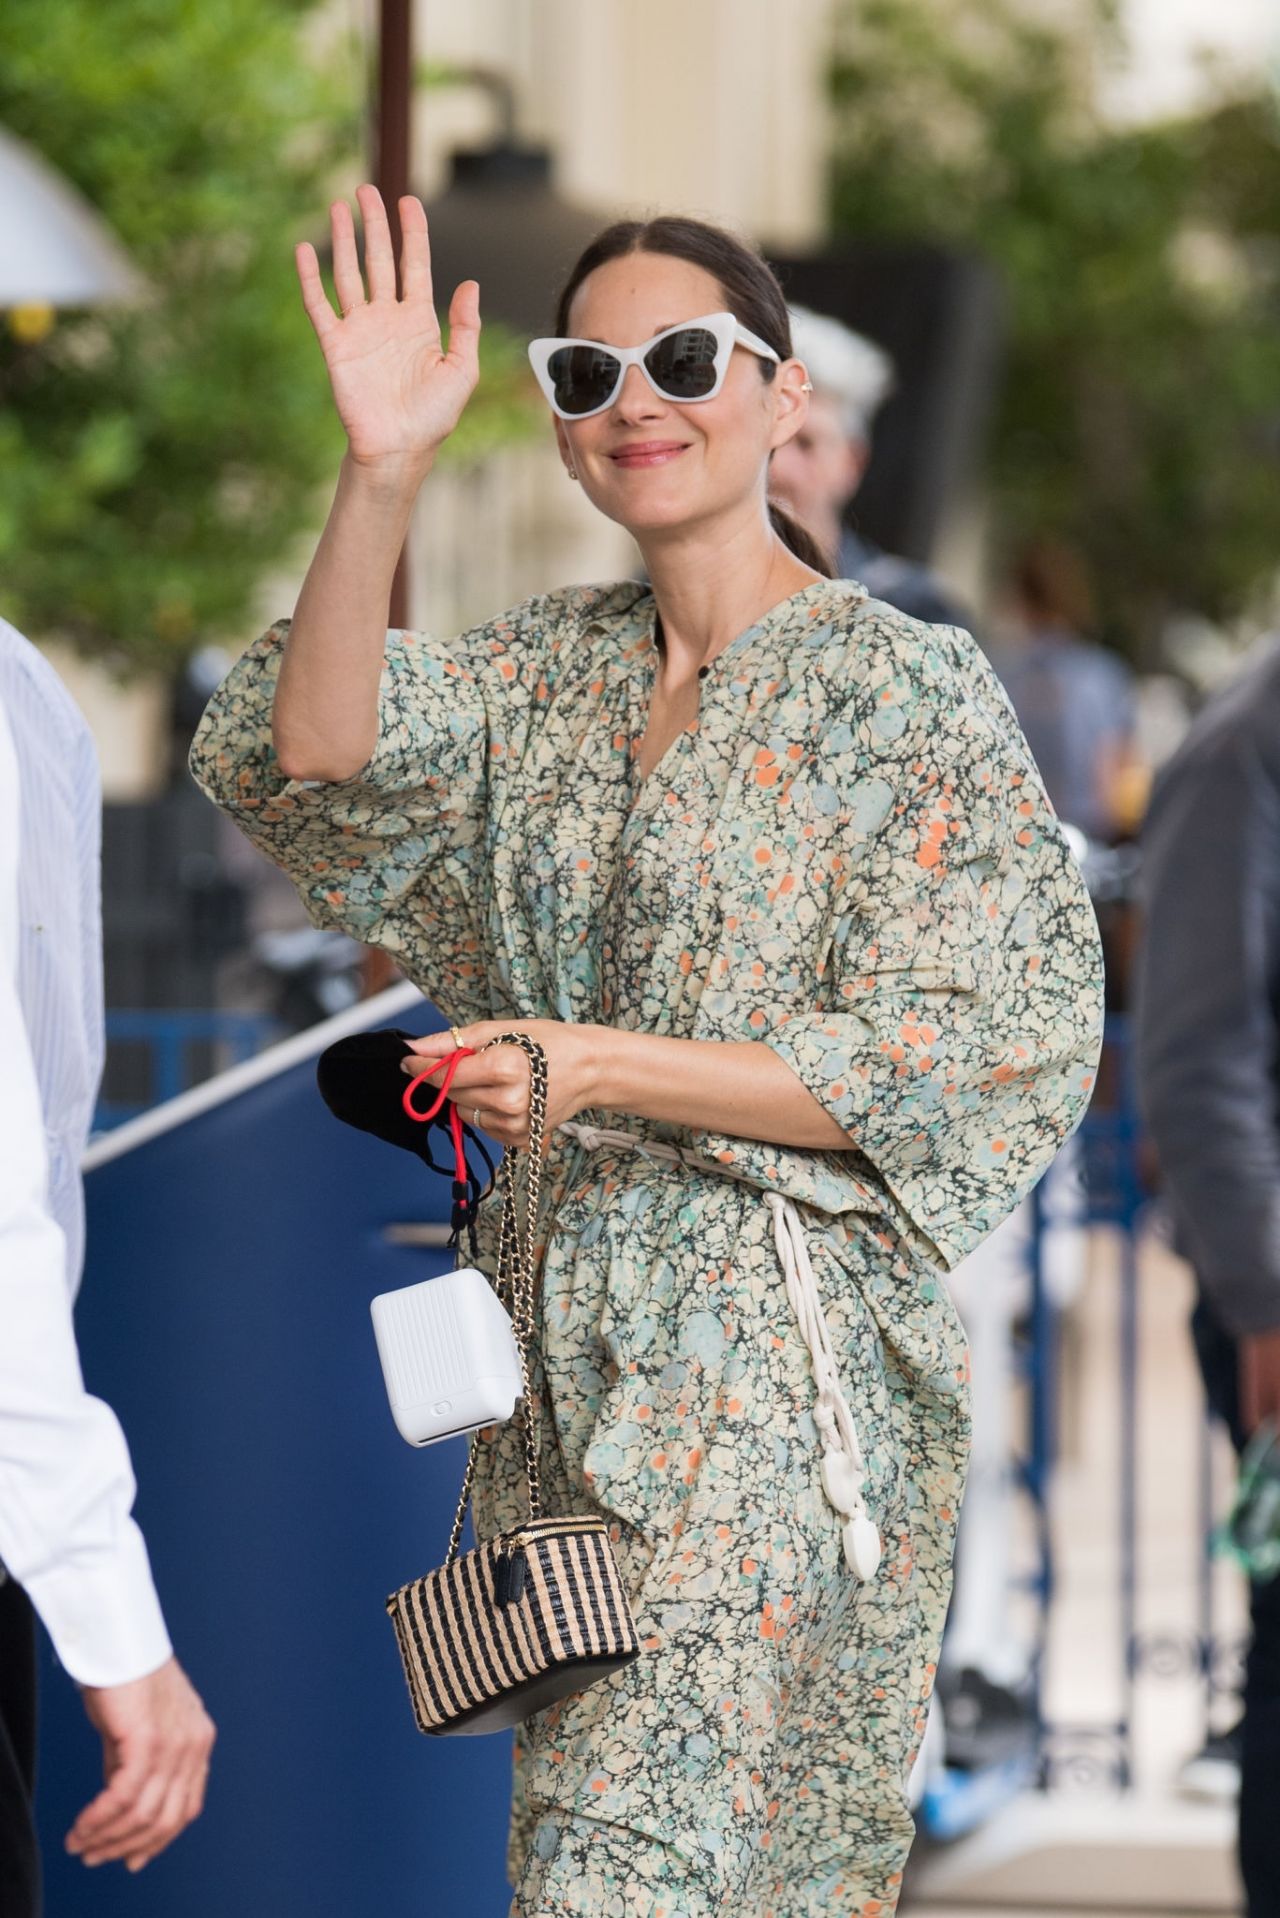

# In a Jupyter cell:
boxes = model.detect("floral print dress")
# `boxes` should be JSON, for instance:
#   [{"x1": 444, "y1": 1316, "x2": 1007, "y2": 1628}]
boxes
[{"x1": 190, "y1": 576, "x2": 1103, "y2": 1917}]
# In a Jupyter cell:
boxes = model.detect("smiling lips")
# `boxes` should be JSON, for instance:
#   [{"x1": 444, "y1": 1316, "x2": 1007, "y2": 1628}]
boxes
[{"x1": 608, "y1": 442, "x2": 691, "y2": 468}]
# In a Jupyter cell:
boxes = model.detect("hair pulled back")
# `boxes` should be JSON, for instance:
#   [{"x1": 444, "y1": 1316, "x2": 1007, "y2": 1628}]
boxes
[{"x1": 551, "y1": 215, "x2": 832, "y2": 577}]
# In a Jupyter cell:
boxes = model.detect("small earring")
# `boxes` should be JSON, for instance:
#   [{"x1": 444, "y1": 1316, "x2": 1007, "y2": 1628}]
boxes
[
  {"x1": 566, "y1": 465, "x2": 578, "y2": 480},
  {"x1": 800, "y1": 380, "x2": 814, "y2": 393}
]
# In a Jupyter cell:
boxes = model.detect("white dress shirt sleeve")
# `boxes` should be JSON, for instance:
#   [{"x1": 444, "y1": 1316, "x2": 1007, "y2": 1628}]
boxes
[{"x1": 0, "y1": 699, "x2": 172, "y2": 1688}]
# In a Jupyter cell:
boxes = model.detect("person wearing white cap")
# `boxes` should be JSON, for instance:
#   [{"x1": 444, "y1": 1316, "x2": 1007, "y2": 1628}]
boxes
[{"x1": 771, "y1": 303, "x2": 973, "y2": 629}]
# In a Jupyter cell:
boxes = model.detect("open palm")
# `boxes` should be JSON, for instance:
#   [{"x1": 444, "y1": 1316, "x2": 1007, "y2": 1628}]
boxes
[{"x1": 294, "y1": 184, "x2": 480, "y2": 470}]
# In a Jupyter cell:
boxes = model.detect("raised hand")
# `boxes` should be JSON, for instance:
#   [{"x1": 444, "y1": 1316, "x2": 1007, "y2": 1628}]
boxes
[{"x1": 294, "y1": 184, "x2": 480, "y2": 475}]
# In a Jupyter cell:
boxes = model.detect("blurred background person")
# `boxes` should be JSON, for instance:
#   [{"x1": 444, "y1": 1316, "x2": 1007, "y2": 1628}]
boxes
[
  {"x1": 0, "y1": 618, "x2": 215, "y2": 1908},
  {"x1": 929, "y1": 542, "x2": 1147, "y2": 1784},
  {"x1": 769, "y1": 302, "x2": 976, "y2": 629},
  {"x1": 986, "y1": 537, "x2": 1143, "y2": 844},
  {"x1": 1136, "y1": 633, "x2": 1280, "y2": 1917}
]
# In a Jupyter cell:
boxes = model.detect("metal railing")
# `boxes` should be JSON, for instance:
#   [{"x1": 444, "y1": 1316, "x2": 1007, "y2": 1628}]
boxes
[{"x1": 95, "y1": 1009, "x2": 283, "y2": 1130}]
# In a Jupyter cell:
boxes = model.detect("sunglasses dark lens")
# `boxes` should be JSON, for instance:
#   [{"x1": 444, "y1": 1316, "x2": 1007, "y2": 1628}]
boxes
[
  {"x1": 547, "y1": 344, "x2": 622, "y2": 415},
  {"x1": 645, "y1": 327, "x2": 720, "y2": 399}
]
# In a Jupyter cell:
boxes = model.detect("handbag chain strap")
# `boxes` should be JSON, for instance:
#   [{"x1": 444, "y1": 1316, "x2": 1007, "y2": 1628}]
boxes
[{"x1": 443, "y1": 1031, "x2": 549, "y2": 1566}]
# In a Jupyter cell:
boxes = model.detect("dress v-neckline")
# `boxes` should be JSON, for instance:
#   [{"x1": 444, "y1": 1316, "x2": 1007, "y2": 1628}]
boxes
[
  {"x1": 627, "y1": 577, "x2": 837, "y2": 807},
  {"x1": 632, "y1": 680, "x2": 699, "y2": 799}
]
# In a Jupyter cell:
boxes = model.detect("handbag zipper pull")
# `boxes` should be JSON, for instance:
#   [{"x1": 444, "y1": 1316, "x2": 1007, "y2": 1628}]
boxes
[{"x1": 493, "y1": 1545, "x2": 528, "y2": 1605}]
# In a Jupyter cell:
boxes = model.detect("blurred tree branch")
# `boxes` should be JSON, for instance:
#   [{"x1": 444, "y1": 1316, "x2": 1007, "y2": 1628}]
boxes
[
  {"x1": 0, "y1": 0, "x2": 540, "y2": 676},
  {"x1": 828, "y1": 0, "x2": 1280, "y2": 662}
]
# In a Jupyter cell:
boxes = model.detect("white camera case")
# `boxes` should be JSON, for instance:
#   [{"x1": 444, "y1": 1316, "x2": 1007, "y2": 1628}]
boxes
[{"x1": 370, "y1": 1266, "x2": 522, "y2": 1447}]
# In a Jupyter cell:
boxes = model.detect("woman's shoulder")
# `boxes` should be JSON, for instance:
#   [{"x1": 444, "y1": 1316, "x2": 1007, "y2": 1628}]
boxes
[
  {"x1": 825, "y1": 582, "x2": 974, "y2": 665},
  {"x1": 482, "y1": 576, "x2": 652, "y2": 644},
  {"x1": 818, "y1": 583, "x2": 994, "y2": 719},
  {"x1": 811, "y1": 589, "x2": 1050, "y2": 812}
]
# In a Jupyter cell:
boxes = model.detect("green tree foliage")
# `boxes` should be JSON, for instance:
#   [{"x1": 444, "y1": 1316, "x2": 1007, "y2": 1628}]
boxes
[
  {"x1": 0, "y1": 0, "x2": 539, "y2": 674},
  {"x1": 828, "y1": 0, "x2": 1280, "y2": 659}
]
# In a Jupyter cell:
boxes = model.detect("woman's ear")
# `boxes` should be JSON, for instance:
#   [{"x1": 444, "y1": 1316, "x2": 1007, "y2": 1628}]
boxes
[{"x1": 768, "y1": 358, "x2": 812, "y2": 453}]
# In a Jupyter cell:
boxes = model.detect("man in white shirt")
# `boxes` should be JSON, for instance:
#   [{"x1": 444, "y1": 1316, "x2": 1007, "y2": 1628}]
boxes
[{"x1": 0, "y1": 618, "x2": 214, "y2": 1908}]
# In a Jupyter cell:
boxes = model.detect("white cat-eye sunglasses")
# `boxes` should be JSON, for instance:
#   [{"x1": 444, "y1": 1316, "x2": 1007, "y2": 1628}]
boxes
[{"x1": 528, "y1": 310, "x2": 806, "y2": 421}]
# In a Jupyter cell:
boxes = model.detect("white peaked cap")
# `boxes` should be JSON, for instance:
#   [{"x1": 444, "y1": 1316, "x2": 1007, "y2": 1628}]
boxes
[{"x1": 787, "y1": 303, "x2": 896, "y2": 438}]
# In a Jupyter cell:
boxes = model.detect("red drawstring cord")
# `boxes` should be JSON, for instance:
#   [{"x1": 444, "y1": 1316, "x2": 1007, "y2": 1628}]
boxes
[{"x1": 403, "y1": 1045, "x2": 476, "y2": 1187}]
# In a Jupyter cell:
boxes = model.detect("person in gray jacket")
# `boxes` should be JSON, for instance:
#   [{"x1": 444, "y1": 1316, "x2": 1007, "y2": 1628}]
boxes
[{"x1": 1136, "y1": 636, "x2": 1280, "y2": 1916}]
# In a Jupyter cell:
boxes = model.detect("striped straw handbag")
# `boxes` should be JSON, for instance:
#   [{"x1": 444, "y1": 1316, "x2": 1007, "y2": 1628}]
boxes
[{"x1": 385, "y1": 1031, "x2": 641, "y2": 1736}]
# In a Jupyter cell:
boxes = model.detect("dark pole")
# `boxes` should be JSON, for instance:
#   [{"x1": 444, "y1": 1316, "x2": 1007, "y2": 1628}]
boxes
[
  {"x1": 361, "y1": 0, "x2": 414, "y2": 1001},
  {"x1": 378, "y1": 0, "x2": 412, "y2": 630}
]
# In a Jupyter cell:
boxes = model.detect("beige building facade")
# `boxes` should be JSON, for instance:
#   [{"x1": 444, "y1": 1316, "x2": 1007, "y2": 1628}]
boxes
[
  {"x1": 405, "y1": 0, "x2": 842, "y2": 640},
  {"x1": 414, "y1": 0, "x2": 835, "y2": 249}
]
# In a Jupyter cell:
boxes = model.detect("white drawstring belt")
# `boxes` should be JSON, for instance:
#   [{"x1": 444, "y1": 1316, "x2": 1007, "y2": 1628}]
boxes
[{"x1": 555, "y1": 1120, "x2": 882, "y2": 1581}]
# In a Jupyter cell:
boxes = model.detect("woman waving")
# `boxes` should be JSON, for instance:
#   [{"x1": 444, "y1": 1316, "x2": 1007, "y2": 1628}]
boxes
[{"x1": 191, "y1": 185, "x2": 1103, "y2": 1917}]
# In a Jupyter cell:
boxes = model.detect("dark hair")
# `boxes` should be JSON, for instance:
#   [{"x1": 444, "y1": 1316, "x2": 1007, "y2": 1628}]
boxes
[
  {"x1": 1014, "y1": 537, "x2": 1096, "y2": 634},
  {"x1": 552, "y1": 214, "x2": 833, "y2": 577}
]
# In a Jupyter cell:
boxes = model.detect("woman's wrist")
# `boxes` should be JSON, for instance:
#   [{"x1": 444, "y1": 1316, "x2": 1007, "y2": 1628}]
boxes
[
  {"x1": 571, "y1": 1028, "x2": 617, "y2": 1120},
  {"x1": 339, "y1": 447, "x2": 436, "y2": 512},
  {"x1": 585, "y1": 1024, "x2": 630, "y2": 1115}
]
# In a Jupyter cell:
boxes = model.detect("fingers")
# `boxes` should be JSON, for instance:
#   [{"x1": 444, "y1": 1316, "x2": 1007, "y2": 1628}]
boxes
[
  {"x1": 356, "y1": 182, "x2": 397, "y2": 302},
  {"x1": 302, "y1": 189, "x2": 447, "y2": 346},
  {"x1": 398, "y1": 1056, "x2": 521, "y2": 1105},
  {"x1": 122, "y1": 1762, "x2": 207, "y2": 1874},
  {"x1": 68, "y1": 1664, "x2": 215, "y2": 1872},
  {"x1": 397, "y1": 194, "x2": 434, "y2": 305},
  {"x1": 69, "y1": 1728, "x2": 211, "y2": 1868},
  {"x1": 444, "y1": 278, "x2": 482, "y2": 383},
  {"x1": 295, "y1": 241, "x2": 339, "y2": 345},
  {"x1": 330, "y1": 196, "x2": 366, "y2": 316},
  {"x1": 68, "y1": 1753, "x2": 162, "y2": 1862},
  {"x1": 399, "y1": 1055, "x2": 529, "y2": 1143}
]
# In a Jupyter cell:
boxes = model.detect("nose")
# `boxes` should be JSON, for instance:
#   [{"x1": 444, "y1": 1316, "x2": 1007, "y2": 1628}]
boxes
[{"x1": 611, "y1": 360, "x2": 666, "y2": 422}]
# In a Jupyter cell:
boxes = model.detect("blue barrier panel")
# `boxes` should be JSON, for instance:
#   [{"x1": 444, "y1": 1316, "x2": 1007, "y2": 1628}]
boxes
[
  {"x1": 36, "y1": 985, "x2": 517, "y2": 1916},
  {"x1": 98, "y1": 1009, "x2": 284, "y2": 1129}
]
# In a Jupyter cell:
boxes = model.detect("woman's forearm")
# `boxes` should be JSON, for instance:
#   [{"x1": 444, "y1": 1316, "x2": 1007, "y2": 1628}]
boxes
[
  {"x1": 272, "y1": 452, "x2": 433, "y2": 781},
  {"x1": 592, "y1": 1028, "x2": 853, "y2": 1152}
]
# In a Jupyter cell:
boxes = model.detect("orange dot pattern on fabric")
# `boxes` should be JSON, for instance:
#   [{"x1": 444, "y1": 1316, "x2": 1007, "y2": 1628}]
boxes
[{"x1": 191, "y1": 577, "x2": 1103, "y2": 1914}]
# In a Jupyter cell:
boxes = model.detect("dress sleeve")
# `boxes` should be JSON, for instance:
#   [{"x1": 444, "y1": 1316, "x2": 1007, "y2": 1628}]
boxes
[
  {"x1": 188, "y1": 585, "x2": 603, "y2": 1019},
  {"x1": 699, "y1": 624, "x2": 1105, "y2": 1268}
]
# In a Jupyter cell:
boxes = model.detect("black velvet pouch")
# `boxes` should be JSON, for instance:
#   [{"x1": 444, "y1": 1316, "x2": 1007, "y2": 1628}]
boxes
[{"x1": 315, "y1": 1026, "x2": 497, "y2": 1255}]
